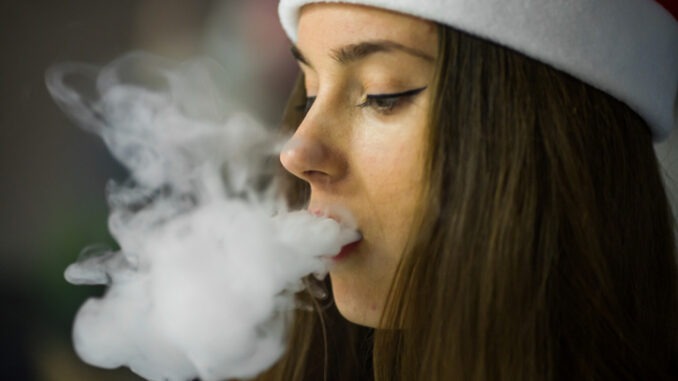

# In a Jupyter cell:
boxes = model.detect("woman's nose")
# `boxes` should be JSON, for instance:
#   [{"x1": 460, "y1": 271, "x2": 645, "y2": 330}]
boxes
[{"x1": 279, "y1": 133, "x2": 346, "y2": 186}]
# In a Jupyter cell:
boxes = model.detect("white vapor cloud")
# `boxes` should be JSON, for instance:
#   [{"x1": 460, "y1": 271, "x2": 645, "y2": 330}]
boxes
[{"x1": 46, "y1": 52, "x2": 358, "y2": 381}]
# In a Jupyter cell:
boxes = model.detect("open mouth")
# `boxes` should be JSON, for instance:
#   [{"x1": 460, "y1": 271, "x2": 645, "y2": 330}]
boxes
[
  {"x1": 308, "y1": 206, "x2": 362, "y2": 260},
  {"x1": 334, "y1": 238, "x2": 362, "y2": 260}
]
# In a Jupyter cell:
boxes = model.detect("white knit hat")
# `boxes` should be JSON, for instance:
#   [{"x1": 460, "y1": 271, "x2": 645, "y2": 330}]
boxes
[{"x1": 278, "y1": 0, "x2": 678, "y2": 141}]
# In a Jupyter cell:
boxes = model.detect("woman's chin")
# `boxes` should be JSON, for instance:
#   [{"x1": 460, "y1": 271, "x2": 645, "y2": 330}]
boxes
[{"x1": 329, "y1": 274, "x2": 385, "y2": 328}]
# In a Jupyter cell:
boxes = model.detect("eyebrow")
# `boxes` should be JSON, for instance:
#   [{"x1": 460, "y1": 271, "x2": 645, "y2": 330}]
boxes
[{"x1": 290, "y1": 39, "x2": 435, "y2": 68}]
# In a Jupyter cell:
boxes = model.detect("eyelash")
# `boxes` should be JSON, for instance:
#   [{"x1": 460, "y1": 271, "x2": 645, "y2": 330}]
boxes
[
  {"x1": 297, "y1": 86, "x2": 427, "y2": 115},
  {"x1": 357, "y1": 87, "x2": 427, "y2": 114}
]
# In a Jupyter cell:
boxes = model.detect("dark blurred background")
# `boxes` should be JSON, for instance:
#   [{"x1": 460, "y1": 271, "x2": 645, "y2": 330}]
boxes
[
  {"x1": 2, "y1": 1, "x2": 678, "y2": 380},
  {"x1": 1, "y1": 1, "x2": 296, "y2": 379}
]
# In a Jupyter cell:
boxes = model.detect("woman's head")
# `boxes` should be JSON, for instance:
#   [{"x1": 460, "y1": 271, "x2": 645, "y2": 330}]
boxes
[
  {"x1": 268, "y1": 1, "x2": 678, "y2": 380},
  {"x1": 279, "y1": 0, "x2": 678, "y2": 327}
]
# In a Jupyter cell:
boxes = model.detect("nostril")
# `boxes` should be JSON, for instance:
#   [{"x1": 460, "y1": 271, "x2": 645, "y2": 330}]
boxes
[{"x1": 303, "y1": 170, "x2": 331, "y2": 183}]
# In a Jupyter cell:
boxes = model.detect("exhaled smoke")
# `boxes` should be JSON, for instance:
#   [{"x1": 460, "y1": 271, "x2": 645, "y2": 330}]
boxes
[{"x1": 46, "y1": 52, "x2": 359, "y2": 381}]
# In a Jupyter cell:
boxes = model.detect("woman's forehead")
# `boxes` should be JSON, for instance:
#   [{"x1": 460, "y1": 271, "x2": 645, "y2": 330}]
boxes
[{"x1": 296, "y1": 3, "x2": 437, "y2": 59}]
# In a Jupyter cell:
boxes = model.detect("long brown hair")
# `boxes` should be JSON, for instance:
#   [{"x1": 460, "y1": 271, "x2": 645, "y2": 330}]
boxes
[{"x1": 255, "y1": 24, "x2": 678, "y2": 381}]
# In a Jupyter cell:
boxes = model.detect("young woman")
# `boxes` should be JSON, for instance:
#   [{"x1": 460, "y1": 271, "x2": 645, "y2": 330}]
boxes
[{"x1": 258, "y1": 1, "x2": 678, "y2": 379}]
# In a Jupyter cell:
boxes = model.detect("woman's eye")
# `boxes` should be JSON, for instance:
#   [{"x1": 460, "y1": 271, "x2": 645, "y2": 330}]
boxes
[
  {"x1": 358, "y1": 86, "x2": 427, "y2": 114},
  {"x1": 296, "y1": 96, "x2": 316, "y2": 115}
]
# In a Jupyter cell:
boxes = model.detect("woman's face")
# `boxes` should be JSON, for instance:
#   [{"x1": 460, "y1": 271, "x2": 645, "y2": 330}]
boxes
[{"x1": 280, "y1": 3, "x2": 438, "y2": 327}]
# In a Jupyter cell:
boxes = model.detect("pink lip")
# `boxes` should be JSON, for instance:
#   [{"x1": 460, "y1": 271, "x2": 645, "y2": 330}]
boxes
[
  {"x1": 333, "y1": 239, "x2": 361, "y2": 261},
  {"x1": 309, "y1": 208, "x2": 338, "y2": 220},
  {"x1": 308, "y1": 207, "x2": 362, "y2": 260}
]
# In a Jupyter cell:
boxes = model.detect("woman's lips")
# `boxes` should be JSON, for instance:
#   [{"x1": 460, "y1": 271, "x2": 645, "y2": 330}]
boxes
[
  {"x1": 333, "y1": 239, "x2": 361, "y2": 261},
  {"x1": 307, "y1": 207, "x2": 361, "y2": 260}
]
